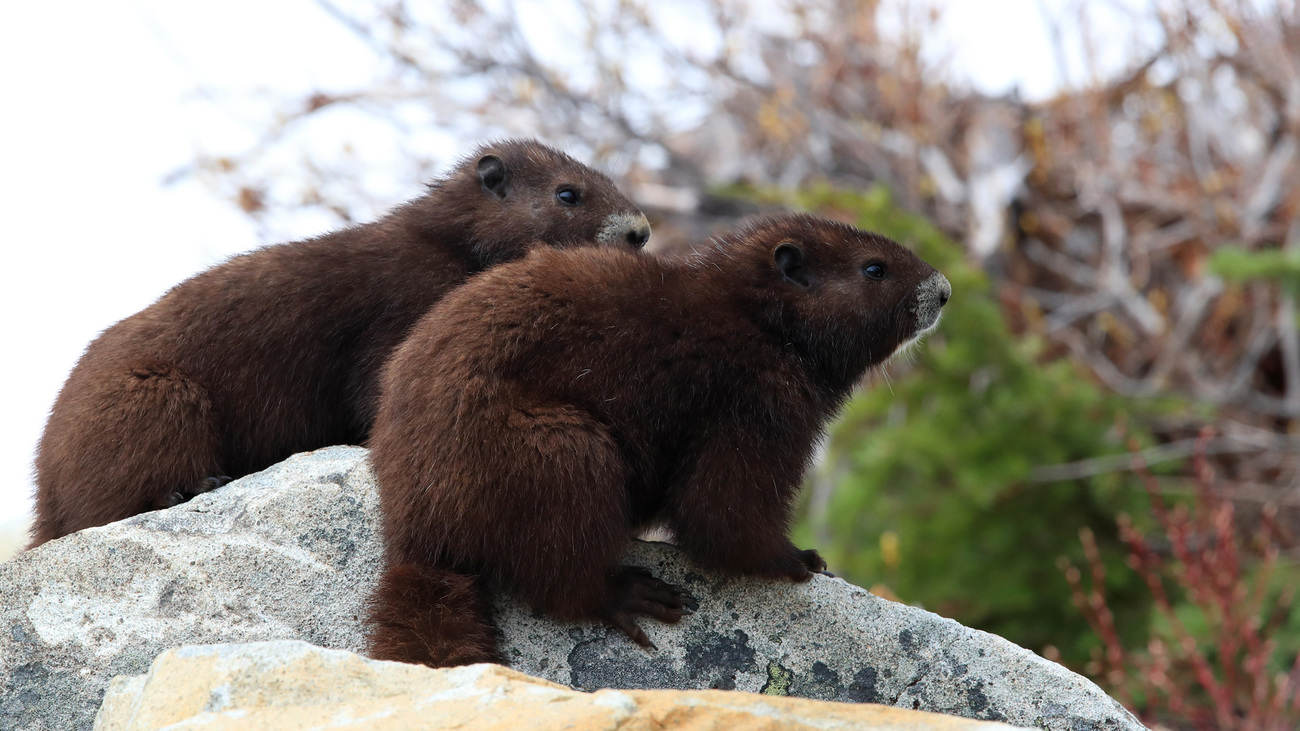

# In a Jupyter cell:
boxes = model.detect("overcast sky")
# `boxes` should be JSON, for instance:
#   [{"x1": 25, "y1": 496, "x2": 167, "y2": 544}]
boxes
[{"x1": 0, "y1": 0, "x2": 1151, "y2": 533}]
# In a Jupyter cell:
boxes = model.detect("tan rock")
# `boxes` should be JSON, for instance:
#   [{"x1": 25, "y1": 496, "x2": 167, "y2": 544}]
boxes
[{"x1": 95, "y1": 641, "x2": 1024, "y2": 731}]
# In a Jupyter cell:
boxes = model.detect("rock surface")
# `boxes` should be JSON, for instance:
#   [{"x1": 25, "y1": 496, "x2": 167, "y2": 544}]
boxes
[
  {"x1": 94, "y1": 640, "x2": 1021, "y2": 731},
  {"x1": 1, "y1": 446, "x2": 1145, "y2": 731}
]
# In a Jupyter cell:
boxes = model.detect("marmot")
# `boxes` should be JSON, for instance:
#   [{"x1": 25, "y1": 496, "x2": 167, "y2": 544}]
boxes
[
  {"x1": 367, "y1": 213, "x2": 951, "y2": 667},
  {"x1": 32, "y1": 139, "x2": 651, "y2": 546}
]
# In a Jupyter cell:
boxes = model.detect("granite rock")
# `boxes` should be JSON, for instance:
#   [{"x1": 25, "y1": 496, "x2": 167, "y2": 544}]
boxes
[{"x1": 0, "y1": 446, "x2": 1144, "y2": 731}]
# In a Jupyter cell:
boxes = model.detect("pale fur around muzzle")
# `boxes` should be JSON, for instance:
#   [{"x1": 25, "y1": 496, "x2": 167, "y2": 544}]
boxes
[
  {"x1": 596, "y1": 212, "x2": 652, "y2": 248},
  {"x1": 914, "y1": 272, "x2": 951, "y2": 334}
]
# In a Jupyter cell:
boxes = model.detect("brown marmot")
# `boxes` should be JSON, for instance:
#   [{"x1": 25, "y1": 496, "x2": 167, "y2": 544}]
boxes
[
  {"x1": 366, "y1": 213, "x2": 951, "y2": 667},
  {"x1": 32, "y1": 139, "x2": 651, "y2": 546}
]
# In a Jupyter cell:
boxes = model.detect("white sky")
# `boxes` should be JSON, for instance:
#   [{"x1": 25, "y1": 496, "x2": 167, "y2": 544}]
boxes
[{"x1": 0, "y1": 0, "x2": 1150, "y2": 533}]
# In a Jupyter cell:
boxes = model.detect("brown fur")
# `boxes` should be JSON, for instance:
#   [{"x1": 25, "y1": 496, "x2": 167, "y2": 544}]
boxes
[
  {"x1": 367, "y1": 213, "x2": 951, "y2": 666},
  {"x1": 32, "y1": 139, "x2": 651, "y2": 546}
]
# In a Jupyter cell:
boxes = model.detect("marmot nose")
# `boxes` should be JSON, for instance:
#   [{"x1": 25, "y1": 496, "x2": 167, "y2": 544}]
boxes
[
  {"x1": 627, "y1": 226, "x2": 650, "y2": 248},
  {"x1": 937, "y1": 276, "x2": 951, "y2": 307}
]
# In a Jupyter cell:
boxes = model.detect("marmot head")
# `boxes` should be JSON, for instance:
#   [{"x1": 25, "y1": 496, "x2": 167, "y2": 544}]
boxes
[
  {"x1": 425, "y1": 139, "x2": 651, "y2": 267},
  {"x1": 713, "y1": 213, "x2": 950, "y2": 389}
]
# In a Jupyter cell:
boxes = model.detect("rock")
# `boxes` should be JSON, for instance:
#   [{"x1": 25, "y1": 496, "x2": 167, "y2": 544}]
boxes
[
  {"x1": 0, "y1": 446, "x2": 1145, "y2": 731},
  {"x1": 93, "y1": 640, "x2": 1021, "y2": 731},
  {"x1": 1, "y1": 447, "x2": 380, "y2": 731}
]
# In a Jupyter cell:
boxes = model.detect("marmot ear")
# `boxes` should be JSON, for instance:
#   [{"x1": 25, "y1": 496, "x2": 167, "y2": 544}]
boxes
[
  {"x1": 478, "y1": 155, "x2": 508, "y2": 199},
  {"x1": 773, "y1": 242, "x2": 810, "y2": 288}
]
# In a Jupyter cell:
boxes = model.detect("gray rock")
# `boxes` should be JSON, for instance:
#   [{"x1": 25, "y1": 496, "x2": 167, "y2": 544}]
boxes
[
  {"x1": 1, "y1": 447, "x2": 380, "y2": 731},
  {"x1": 0, "y1": 446, "x2": 1144, "y2": 731}
]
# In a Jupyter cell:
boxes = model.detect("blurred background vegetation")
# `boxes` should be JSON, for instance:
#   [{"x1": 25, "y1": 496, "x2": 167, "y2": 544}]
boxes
[{"x1": 175, "y1": 0, "x2": 1300, "y2": 725}]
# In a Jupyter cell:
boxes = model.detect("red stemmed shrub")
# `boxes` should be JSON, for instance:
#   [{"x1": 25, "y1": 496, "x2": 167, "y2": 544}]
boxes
[{"x1": 1064, "y1": 428, "x2": 1299, "y2": 729}]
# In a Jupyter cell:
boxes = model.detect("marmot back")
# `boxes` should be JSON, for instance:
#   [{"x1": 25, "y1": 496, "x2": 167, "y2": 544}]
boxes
[
  {"x1": 32, "y1": 139, "x2": 651, "y2": 546},
  {"x1": 367, "y1": 213, "x2": 951, "y2": 667}
]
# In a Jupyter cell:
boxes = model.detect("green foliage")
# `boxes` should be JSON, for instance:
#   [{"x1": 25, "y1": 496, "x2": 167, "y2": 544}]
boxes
[
  {"x1": 1210, "y1": 247, "x2": 1300, "y2": 294},
  {"x1": 741, "y1": 185, "x2": 1170, "y2": 664}
]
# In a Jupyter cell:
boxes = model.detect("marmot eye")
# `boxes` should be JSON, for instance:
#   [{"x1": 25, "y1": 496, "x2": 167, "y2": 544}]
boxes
[
  {"x1": 556, "y1": 186, "x2": 581, "y2": 206},
  {"x1": 864, "y1": 263, "x2": 887, "y2": 280}
]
